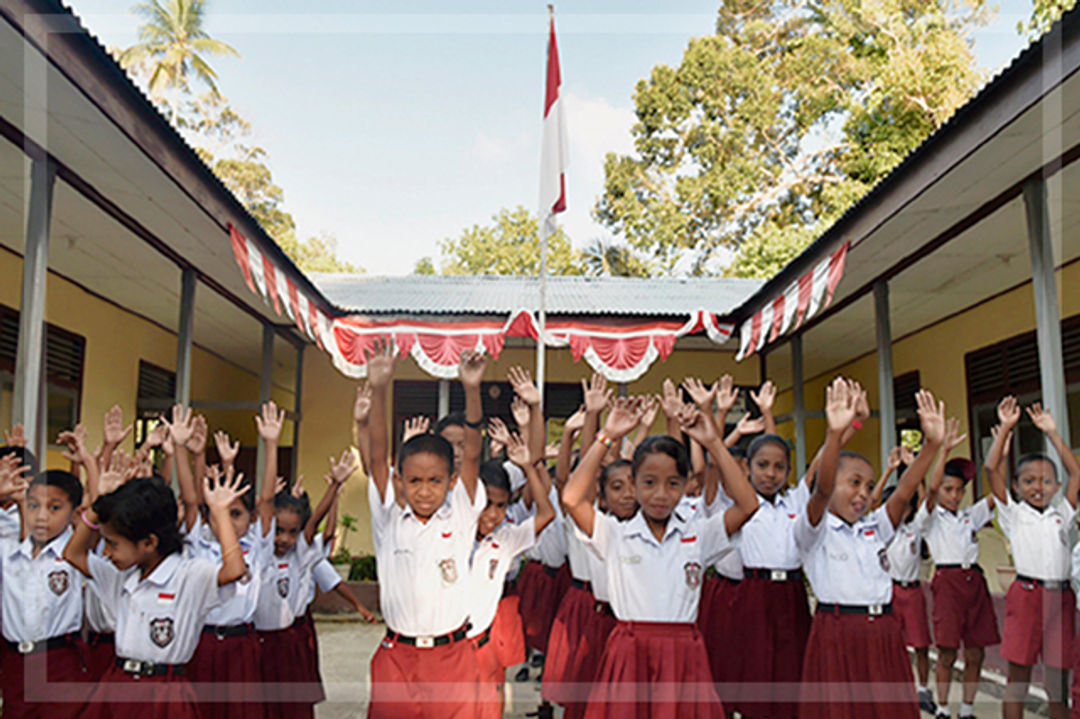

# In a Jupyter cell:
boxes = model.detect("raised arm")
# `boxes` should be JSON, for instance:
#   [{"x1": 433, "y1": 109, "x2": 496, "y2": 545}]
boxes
[
  {"x1": 352, "y1": 383, "x2": 373, "y2": 475},
  {"x1": 457, "y1": 350, "x2": 487, "y2": 502},
  {"x1": 1027, "y1": 402, "x2": 1080, "y2": 508},
  {"x1": 871, "y1": 447, "x2": 903, "y2": 509},
  {"x1": 925, "y1": 418, "x2": 966, "y2": 511},
  {"x1": 308, "y1": 449, "x2": 358, "y2": 544},
  {"x1": 581, "y1": 374, "x2": 611, "y2": 458},
  {"x1": 725, "y1": 414, "x2": 765, "y2": 448},
  {"x1": 256, "y1": 399, "x2": 285, "y2": 521},
  {"x1": 657, "y1": 379, "x2": 683, "y2": 441},
  {"x1": 886, "y1": 391, "x2": 945, "y2": 528},
  {"x1": 807, "y1": 378, "x2": 856, "y2": 527},
  {"x1": 564, "y1": 397, "x2": 643, "y2": 537},
  {"x1": 554, "y1": 408, "x2": 584, "y2": 490},
  {"x1": 750, "y1": 380, "x2": 778, "y2": 436},
  {"x1": 626, "y1": 396, "x2": 659, "y2": 459},
  {"x1": 677, "y1": 404, "x2": 759, "y2": 535},
  {"x1": 985, "y1": 396, "x2": 1020, "y2": 503},
  {"x1": 213, "y1": 430, "x2": 240, "y2": 478},
  {"x1": 63, "y1": 462, "x2": 126, "y2": 577},
  {"x1": 203, "y1": 467, "x2": 251, "y2": 586},
  {"x1": 188, "y1": 415, "x2": 209, "y2": 498},
  {"x1": 508, "y1": 366, "x2": 546, "y2": 465},
  {"x1": 100, "y1": 405, "x2": 132, "y2": 474},
  {"x1": 163, "y1": 405, "x2": 200, "y2": 531},
  {"x1": 365, "y1": 340, "x2": 396, "y2": 503},
  {"x1": 507, "y1": 433, "x2": 555, "y2": 534}
]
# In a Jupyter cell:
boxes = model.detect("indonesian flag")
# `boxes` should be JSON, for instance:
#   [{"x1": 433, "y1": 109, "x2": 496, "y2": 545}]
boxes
[{"x1": 539, "y1": 10, "x2": 567, "y2": 233}]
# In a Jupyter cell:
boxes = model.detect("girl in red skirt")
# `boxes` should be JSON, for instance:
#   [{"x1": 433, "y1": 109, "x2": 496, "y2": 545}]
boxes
[
  {"x1": 986, "y1": 397, "x2": 1080, "y2": 719},
  {"x1": 795, "y1": 380, "x2": 944, "y2": 719},
  {"x1": 64, "y1": 470, "x2": 251, "y2": 719},
  {"x1": 563, "y1": 396, "x2": 761, "y2": 719},
  {"x1": 513, "y1": 486, "x2": 569, "y2": 663}
]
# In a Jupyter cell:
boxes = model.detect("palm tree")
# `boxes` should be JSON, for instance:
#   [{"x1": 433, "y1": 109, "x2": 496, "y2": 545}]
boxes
[
  {"x1": 582, "y1": 238, "x2": 652, "y2": 278},
  {"x1": 118, "y1": 0, "x2": 238, "y2": 100}
]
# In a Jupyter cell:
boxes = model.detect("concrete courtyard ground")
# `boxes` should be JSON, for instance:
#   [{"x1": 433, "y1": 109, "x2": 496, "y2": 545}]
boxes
[{"x1": 312, "y1": 618, "x2": 1049, "y2": 718}]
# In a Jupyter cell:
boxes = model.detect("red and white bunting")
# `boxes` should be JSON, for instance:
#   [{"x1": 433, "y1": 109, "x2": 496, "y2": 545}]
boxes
[{"x1": 736, "y1": 241, "x2": 849, "y2": 361}]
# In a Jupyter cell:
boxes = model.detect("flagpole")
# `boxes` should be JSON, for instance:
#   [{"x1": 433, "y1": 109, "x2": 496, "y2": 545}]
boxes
[{"x1": 536, "y1": 3, "x2": 555, "y2": 412}]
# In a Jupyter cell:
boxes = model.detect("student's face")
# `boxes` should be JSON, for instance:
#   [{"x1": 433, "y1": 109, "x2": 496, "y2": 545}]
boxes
[
  {"x1": 225, "y1": 497, "x2": 253, "y2": 541},
  {"x1": 748, "y1": 443, "x2": 791, "y2": 497},
  {"x1": 26, "y1": 485, "x2": 75, "y2": 545},
  {"x1": 829, "y1": 457, "x2": 875, "y2": 524},
  {"x1": 684, "y1": 475, "x2": 702, "y2": 497},
  {"x1": 438, "y1": 426, "x2": 465, "y2": 476},
  {"x1": 274, "y1": 508, "x2": 303, "y2": 556},
  {"x1": 478, "y1": 485, "x2": 510, "y2": 537},
  {"x1": 939, "y1": 474, "x2": 966, "y2": 512},
  {"x1": 1014, "y1": 459, "x2": 1059, "y2": 509},
  {"x1": 100, "y1": 521, "x2": 156, "y2": 571},
  {"x1": 634, "y1": 453, "x2": 685, "y2": 524},
  {"x1": 400, "y1": 451, "x2": 452, "y2": 521},
  {"x1": 601, "y1": 465, "x2": 637, "y2": 520}
]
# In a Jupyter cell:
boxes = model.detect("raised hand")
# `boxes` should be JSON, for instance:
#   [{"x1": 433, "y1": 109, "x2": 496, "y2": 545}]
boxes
[
  {"x1": 3, "y1": 424, "x2": 26, "y2": 448},
  {"x1": 401, "y1": 416, "x2": 431, "y2": 444},
  {"x1": 102, "y1": 405, "x2": 133, "y2": 448},
  {"x1": 564, "y1": 406, "x2": 587, "y2": 435},
  {"x1": 203, "y1": 466, "x2": 250, "y2": 513},
  {"x1": 291, "y1": 475, "x2": 307, "y2": 498},
  {"x1": 678, "y1": 405, "x2": 719, "y2": 447},
  {"x1": 944, "y1": 417, "x2": 967, "y2": 452},
  {"x1": 488, "y1": 417, "x2": 512, "y2": 449},
  {"x1": 852, "y1": 381, "x2": 870, "y2": 422},
  {"x1": 887, "y1": 447, "x2": 903, "y2": 471},
  {"x1": 916, "y1": 389, "x2": 946, "y2": 447},
  {"x1": 366, "y1": 337, "x2": 397, "y2": 389},
  {"x1": 900, "y1": 446, "x2": 916, "y2": 466},
  {"x1": 657, "y1": 378, "x2": 683, "y2": 419},
  {"x1": 163, "y1": 405, "x2": 194, "y2": 448},
  {"x1": 602, "y1": 396, "x2": 645, "y2": 439},
  {"x1": 142, "y1": 423, "x2": 167, "y2": 450},
  {"x1": 715, "y1": 375, "x2": 739, "y2": 415},
  {"x1": 458, "y1": 349, "x2": 488, "y2": 388},
  {"x1": 638, "y1": 395, "x2": 659, "y2": 428},
  {"x1": 510, "y1": 396, "x2": 531, "y2": 429},
  {"x1": 682, "y1": 377, "x2": 718, "y2": 412},
  {"x1": 214, "y1": 430, "x2": 240, "y2": 467},
  {"x1": 505, "y1": 433, "x2": 531, "y2": 468},
  {"x1": 353, "y1": 383, "x2": 373, "y2": 424},
  {"x1": 187, "y1": 415, "x2": 208, "y2": 455},
  {"x1": 328, "y1": 449, "x2": 359, "y2": 485},
  {"x1": 0, "y1": 454, "x2": 30, "y2": 501},
  {"x1": 507, "y1": 366, "x2": 541, "y2": 406},
  {"x1": 1026, "y1": 402, "x2": 1058, "y2": 435},
  {"x1": 582, "y1": 373, "x2": 611, "y2": 414},
  {"x1": 990, "y1": 424, "x2": 1013, "y2": 459},
  {"x1": 57, "y1": 424, "x2": 91, "y2": 464},
  {"x1": 734, "y1": 413, "x2": 766, "y2": 437},
  {"x1": 997, "y1": 395, "x2": 1021, "y2": 430},
  {"x1": 825, "y1": 377, "x2": 857, "y2": 433},
  {"x1": 255, "y1": 400, "x2": 285, "y2": 445},
  {"x1": 750, "y1": 380, "x2": 777, "y2": 415}
]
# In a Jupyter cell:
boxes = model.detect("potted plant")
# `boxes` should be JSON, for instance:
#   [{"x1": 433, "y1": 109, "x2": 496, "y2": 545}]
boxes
[{"x1": 331, "y1": 514, "x2": 359, "y2": 580}]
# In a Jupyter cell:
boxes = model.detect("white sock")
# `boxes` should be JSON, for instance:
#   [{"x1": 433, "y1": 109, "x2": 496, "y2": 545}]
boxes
[
  {"x1": 918, "y1": 685, "x2": 930, "y2": 693},
  {"x1": 959, "y1": 702, "x2": 974, "y2": 716}
]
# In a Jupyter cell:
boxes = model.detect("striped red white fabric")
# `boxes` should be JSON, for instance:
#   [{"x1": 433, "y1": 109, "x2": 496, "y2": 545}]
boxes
[
  {"x1": 736, "y1": 241, "x2": 849, "y2": 361},
  {"x1": 539, "y1": 12, "x2": 567, "y2": 231}
]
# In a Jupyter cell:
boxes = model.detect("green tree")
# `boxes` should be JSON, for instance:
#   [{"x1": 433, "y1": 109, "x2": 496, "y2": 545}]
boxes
[
  {"x1": 118, "y1": 0, "x2": 239, "y2": 103},
  {"x1": 595, "y1": 0, "x2": 989, "y2": 278},
  {"x1": 581, "y1": 238, "x2": 653, "y2": 277},
  {"x1": 435, "y1": 206, "x2": 582, "y2": 276},
  {"x1": 281, "y1": 233, "x2": 363, "y2": 274},
  {"x1": 1021, "y1": 0, "x2": 1077, "y2": 39},
  {"x1": 413, "y1": 257, "x2": 437, "y2": 275}
]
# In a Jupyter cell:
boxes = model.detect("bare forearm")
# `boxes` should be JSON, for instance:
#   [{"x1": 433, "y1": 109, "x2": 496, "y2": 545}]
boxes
[{"x1": 529, "y1": 404, "x2": 545, "y2": 466}]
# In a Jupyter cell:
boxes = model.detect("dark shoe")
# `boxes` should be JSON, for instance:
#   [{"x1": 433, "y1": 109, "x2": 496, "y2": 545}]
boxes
[
  {"x1": 514, "y1": 666, "x2": 530, "y2": 682},
  {"x1": 917, "y1": 688, "x2": 936, "y2": 714},
  {"x1": 530, "y1": 652, "x2": 545, "y2": 668}
]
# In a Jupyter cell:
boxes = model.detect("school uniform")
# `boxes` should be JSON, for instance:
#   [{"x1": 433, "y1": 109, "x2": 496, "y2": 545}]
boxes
[
  {"x1": 884, "y1": 518, "x2": 931, "y2": 649},
  {"x1": 0, "y1": 525, "x2": 91, "y2": 719},
  {"x1": 578, "y1": 507, "x2": 737, "y2": 719},
  {"x1": 997, "y1": 495, "x2": 1077, "y2": 669},
  {"x1": 186, "y1": 515, "x2": 270, "y2": 719},
  {"x1": 728, "y1": 481, "x2": 812, "y2": 719},
  {"x1": 83, "y1": 551, "x2": 226, "y2": 719},
  {"x1": 915, "y1": 498, "x2": 999, "y2": 649},
  {"x1": 469, "y1": 516, "x2": 535, "y2": 719},
  {"x1": 513, "y1": 488, "x2": 570, "y2": 654},
  {"x1": 253, "y1": 522, "x2": 326, "y2": 719},
  {"x1": 1068, "y1": 541, "x2": 1080, "y2": 718},
  {"x1": 368, "y1": 477, "x2": 486, "y2": 719},
  {"x1": 698, "y1": 488, "x2": 744, "y2": 694},
  {"x1": 795, "y1": 507, "x2": 918, "y2": 719},
  {"x1": 84, "y1": 539, "x2": 122, "y2": 681}
]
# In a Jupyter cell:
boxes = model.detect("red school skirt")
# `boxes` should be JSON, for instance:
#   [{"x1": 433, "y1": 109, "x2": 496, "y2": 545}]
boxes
[
  {"x1": 697, "y1": 575, "x2": 741, "y2": 693},
  {"x1": 1001, "y1": 579, "x2": 1075, "y2": 669},
  {"x1": 258, "y1": 620, "x2": 324, "y2": 719},
  {"x1": 583, "y1": 620, "x2": 725, "y2": 719},
  {"x1": 729, "y1": 574, "x2": 811, "y2": 719},
  {"x1": 85, "y1": 631, "x2": 117, "y2": 682},
  {"x1": 517, "y1": 561, "x2": 570, "y2": 653},
  {"x1": 0, "y1": 638, "x2": 92, "y2": 719},
  {"x1": 189, "y1": 626, "x2": 264, "y2": 719},
  {"x1": 930, "y1": 567, "x2": 1000, "y2": 649},
  {"x1": 1070, "y1": 625, "x2": 1080, "y2": 718},
  {"x1": 891, "y1": 582, "x2": 932, "y2": 649},
  {"x1": 542, "y1": 582, "x2": 600, "y2": 706},
  {"x1": 798, "y1": 608, "x2": 918, "y2": 719},
  {"x1": 82, "y1": 664, "x2": 199, "y2": 719},
  {"x1": 369, "y1": 630, "x2": 481, "y2": 719}
]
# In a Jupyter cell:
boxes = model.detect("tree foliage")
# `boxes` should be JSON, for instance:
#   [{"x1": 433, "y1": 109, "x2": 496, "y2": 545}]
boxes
[
  {"x1": 581, "y1": 238, "x2": 653, "y2": 278},
  {"x1": 433, "y1": 207, "x2": 582, "y2": 276},
  {"x1": 595, "y1": 0, "x2": 990, "y2": 278},
  {"x1": 1022, "y1": 0, "x2": 1078, "y2": 39}
]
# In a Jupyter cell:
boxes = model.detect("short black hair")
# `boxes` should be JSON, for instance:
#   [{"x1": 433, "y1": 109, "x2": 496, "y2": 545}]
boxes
[
  {"x1": 747, "y1": 434, "x2": 791, "y2": 466},
  {"x1": 273, "y1": 490, "x2": 312, "y2": 527},
  {"x1": 881, "y1": 483, "x2": 919, "y2": 519},
  {"x1": 0, "y1": 446, "x2": 38, "y2": 477},
  {"x1": 29, "y1": 470, "x2": 83, "y2": 508},
  {"x1": 728, "y1": 446, "x2": 747, "y2": 460},
  {"x1": 838, "y1": 450, "x2": 873, "y2": 472},
  {"x1": 398, "y1": 434, "x2": 455, "y2": 476},
  {"x1": 434, "y1": 412, "x2": 466, "y2": 436},
  {"x1": 1016, "y1": 452, "x2": 1057, "y2": 479},
  {"x1": 600, "y1": 459, "x2": 632, "y2": 496},
  {"x1": 632, "y1": 436, "x2": 690, "y2": 478},
  {"x1": 479, "y1": 459, "x2": 510, "y2": 495},
  {"x1": 93, "y1": 478, "x2": 182, "y2": 557}
]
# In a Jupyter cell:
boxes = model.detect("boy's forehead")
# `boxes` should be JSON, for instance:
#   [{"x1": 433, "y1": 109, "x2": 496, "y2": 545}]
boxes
[
  {"x1": 1018, "y1": 458, "x2": 1057, "y2": 479},
  {"x1": 401, "y1": 450, "x2": 452, "y2": 477},
  {"x1": 29, "y1": 483, "x2": 72, "y2": 503}
]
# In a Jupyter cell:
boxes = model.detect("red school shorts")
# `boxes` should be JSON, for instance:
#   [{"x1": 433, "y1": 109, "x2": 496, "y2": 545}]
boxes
[
  {"x1": 82, "y1": 664, "x2": 199, "y2": 719},
  {"x1": 0, "y1": 638, "x2": 92, "y2": 719},
  {"x1": 931, "y1": 567, "x2": 1000, "y2": 649},
  {"x1": 1001, "y1": 580, "x2": 1075, "y2": 669},
  {"x1": 368, "y1": 632, "x2": 481, "y2": 719},
  {"x1": 892, "y1": 582, "x2": 932, "y2": 649}
]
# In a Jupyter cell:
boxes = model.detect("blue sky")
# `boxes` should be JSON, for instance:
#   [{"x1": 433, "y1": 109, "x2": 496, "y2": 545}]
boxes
[{"x1": 69, "y1": 0, "x2": 1035, "y2": 276}]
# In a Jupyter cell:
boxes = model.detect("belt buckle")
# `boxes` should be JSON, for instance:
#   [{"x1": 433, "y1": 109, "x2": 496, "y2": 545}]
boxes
[
  {"x1": 215, "y1": 627, "x2": 227, "y2": 641},
  {"x1": 960, "y1": 563, "x2": 971, "y2": 570},
  {"x1": 416, "y1": 635, "x2": 435, "y2": 649},
  {"x1": 770, "y1": 570, "x2": 787, "y2": 582},
  {"x1": 122, "y1": 659, "x2": 144, "y2": 674},
  {"x1": 17, "y1": 640, "x2": 33, "y2": 655},
  {"x1": 868, "y1": 604, "x2": 883, "y2": 616}
]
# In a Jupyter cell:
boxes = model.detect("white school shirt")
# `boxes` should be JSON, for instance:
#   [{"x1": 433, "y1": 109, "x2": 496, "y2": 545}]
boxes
[
  {"x1": 737, "y1": 483, "x2": 810, "y2": 570},
  {"x1": 795, "y1": 506, "x2": 895, "y2": 606},
  {"x1": 578, "y1": 509, "x2": 613, "y2": 602},
  {"x1": 524, "y1": 488, "x2": 568, "y2": 567},
  {"x1": 705, "y1": 489, "x2": 744, "y2": 580},
  {"x1": 86, "y1": 551, "x2": 225, "y2": 664},
  {"x1": 186, "y1": 515, "x2": 271, "y2": 627},
  {"x1": 0, "y1": 525, "x2": 84, "y2": 643},
  {"x1": 253, "y1": 527, "x2": 324, "y2": 631},
  {"x1": 677, "y1": 495, "x2": 703, "y2": 517},
  {"x1": 581, "y1": 508, "x2": 738, "y2": 623},
  {"x1": 885, "y1": 520, "x2": 922, "y2": 583},
  {"x1": 84, "y1": 539, "x2": 121, "y2": 633},
  {"x1": 370, "y1": 476, "x2": 486, "y2": 637},
  {"x1": 313, "y1": 558, "x2": 343, "y2": 593},
  {"x1": 914, "y1": 498, "x2": 992, "y2": 566},
  {"x1": 997, "y1": 495, "x2": 1078, "y2": 581},
  {"x1": 468, "y1": 517, "x2": 536, "y2": 637},
  {"x1": 1072, "y1": 542, "x2": 1080, "y2": 610},
  {"x1": 565, "y1": 515, "x2": 592, "y2": 582}
]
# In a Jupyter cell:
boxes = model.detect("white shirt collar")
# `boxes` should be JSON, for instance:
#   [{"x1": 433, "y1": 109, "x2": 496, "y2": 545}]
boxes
[{"x1": 123, "y1": 552, "x2": 182, "y2": 594}]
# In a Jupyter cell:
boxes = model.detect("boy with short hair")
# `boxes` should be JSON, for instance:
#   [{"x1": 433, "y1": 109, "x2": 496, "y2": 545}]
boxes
[{"x1": 366, "y1": 341, "x2": 488, "y2": 719}]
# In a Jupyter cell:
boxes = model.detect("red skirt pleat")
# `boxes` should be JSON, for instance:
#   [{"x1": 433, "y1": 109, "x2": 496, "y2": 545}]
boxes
[
  {"x1": 517, "y1": 562, "x2": 569, "y2": 654},
  {"x1": 798, "y1": 611, "x2": 919, "y2": 719},
  {"x1": 85, "y1": 634, "x2": 116, "y2": 682},
  {"x1": 82, "y1": 664, "x2": 200, "y2": 719},
  {"x1": 582, "y1": 621, "x2": 725, "y2": 719},
  {"x1": 0, "y1": 641, "x2": 91, "y2": 719},
  {"x1": 368, "y1": 636, "x2": 481, "y2": 719},
  {"x1": 541, "y1": 584, "x2": 596, "y2": 705},
  {"x1": 697, "y1": 576, "x2": 740, "y2": 693},
  {"x1": 257, "y1": 625, "x2": 322, "y2": 719},
  {"x1": 728, "y1": 576, "x2": 811, "y2": 718},
  {"x1": 189, "y1": 630, "x2": 265, "y2": 719}
]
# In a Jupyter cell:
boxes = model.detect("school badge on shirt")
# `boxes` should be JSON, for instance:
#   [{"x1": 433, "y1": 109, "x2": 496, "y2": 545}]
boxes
[
  {"x1": 878, "y1": 548, "x2": 891, "y2": 571},
  {"x1": 277, "y1": 576, "x2": 290, "y2": 598},
  {"x1": 488, "y1": 558, "x2": 499, "y2": 581},
  {"x1": 438, "y1": 558, "x2": 458, "y2": 584},
  {"x1": 684, "y1": 562, "x2": 702, "y2": 588},
  {"x1": 149, "y1": 617, "x2": 174, "y2": 648},
  {"x1": 47, "y1": 570, "x2": 68, "y2": 595}
]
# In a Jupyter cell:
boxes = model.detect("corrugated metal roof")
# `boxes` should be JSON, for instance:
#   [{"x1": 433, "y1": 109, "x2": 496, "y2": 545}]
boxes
[{"x1": 310, "y1": 274, "x2": 764, "y2": 317}]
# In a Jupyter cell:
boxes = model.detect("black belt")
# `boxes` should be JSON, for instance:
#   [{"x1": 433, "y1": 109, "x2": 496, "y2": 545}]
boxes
[
  {"x1": 292, "y1": 614, "x2": 309, "y2": 627},
  {"x1": 936, "y1": 563, "x2": 982, "y2": 572},
  {"x1": 6, "y1": 633, "x2": 76, "y2": 655},
  {"x1": 817, "y1": 602, "x2": 892, "y2": 616},
  {"x1": 893, "y1": 579, "x2": 921, "y2": 589},
  {"x1": 203, "y1": 623, "x2": 253, "y2": 638},
  {"x1": 385, "y1": 625, "x2": 469, "y2": 649},
  {"x1": 475, "y1": 626, "x2": 492, "y2": 649},
  {"x1": 570, "y1": 578, "x2": 592, "y2": 592},
  {"x1": 88, "y1": 631, "x2": 115, "y2": 645},
  {"x1": 542, "y1": 564, "x2": 562, "y2": 578},
  {"x1": 744, "y1": 567, "x2": 803, "y2": 582},
  {"x1": 1016, "y1": 575, "x2": 1072, "y2": 590},
  {"x1": 116, "y1": 657, "x2": 186, "y2": 676},
  {"x1": 720, "y1": 574, "x2": 743, "y2": 584},
  {"x1": 594, "y1": 601, "x2": 615, "y2": 618}
]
